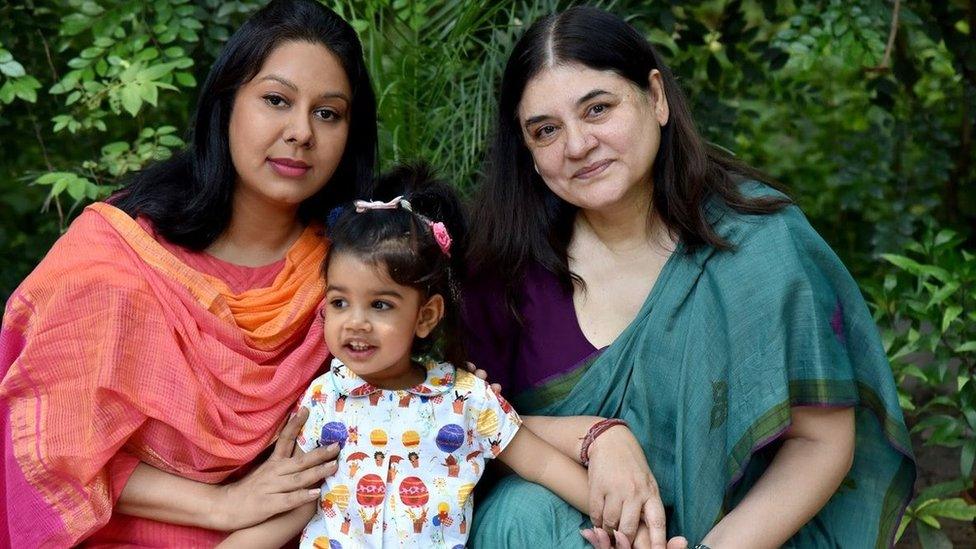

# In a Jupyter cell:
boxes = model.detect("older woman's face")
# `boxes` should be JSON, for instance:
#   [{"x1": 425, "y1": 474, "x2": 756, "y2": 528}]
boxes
[
  {"x1": 229, "y1": 40, "x2": 351, "y2": 210},
  {"x1": 517, "y1": 64, "x2": 669, "y2": 214}
]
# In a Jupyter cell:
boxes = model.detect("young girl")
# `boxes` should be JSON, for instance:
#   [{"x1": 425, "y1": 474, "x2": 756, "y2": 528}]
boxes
[{"x1": 220, "y1": 165, "x2": 591, "y2": 548}]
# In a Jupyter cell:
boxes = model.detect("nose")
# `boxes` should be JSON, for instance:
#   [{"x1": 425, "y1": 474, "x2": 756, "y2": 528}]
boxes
[
  {"x1": 564, "y1": 122, "x2": 597, "y2": 159},
  {"x1": 345, "y1": 308, "x2": 371, "y2": 332},
  {"x1": 284, "y1": 112, "x2": 314, "y2": 149}
]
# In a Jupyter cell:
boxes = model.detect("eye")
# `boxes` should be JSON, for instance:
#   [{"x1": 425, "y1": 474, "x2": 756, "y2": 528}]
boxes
[
  {"x1": 263, "y1": 93, "x2": 288, "y2": 108},
  {"x1": 587, "y1": 103, "x2": 609, "y2": 117},
  {"x1": 328, "y1": 298, "x2": 347, "y2": 309},
  {"x1": 534, "y1": 124, "x2": 558, "y2": 140},
  {"x1": 371, "y1": 300, "x2": 393, "y2": 311},
  {"x1": 315, "y1": 108, "x2": 342, "y2": 122}
]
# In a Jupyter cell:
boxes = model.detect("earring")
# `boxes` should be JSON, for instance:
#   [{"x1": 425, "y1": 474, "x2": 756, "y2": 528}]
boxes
[{"x1": 533, "y1": 163, "x2": 540, "y2": 175}]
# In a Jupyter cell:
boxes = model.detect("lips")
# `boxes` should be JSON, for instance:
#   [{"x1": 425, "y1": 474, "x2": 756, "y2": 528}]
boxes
[
  {"x1": 573, "y1": 159, "x2": 613, "y2": 179},
  {"x1": 268, "y1": 157, "x2": 311, "y2": 177},
  {"x1": 343, "y1": 340, "x2": 377, "y2": 361}
]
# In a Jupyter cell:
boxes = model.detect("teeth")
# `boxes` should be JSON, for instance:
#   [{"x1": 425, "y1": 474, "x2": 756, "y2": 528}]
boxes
[{"x1": 349, "y1": 342, "x2": 371, "y2": 351}]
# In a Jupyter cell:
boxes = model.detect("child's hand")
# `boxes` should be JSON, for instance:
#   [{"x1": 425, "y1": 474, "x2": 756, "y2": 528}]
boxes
[{"x1": 464, "y1": 362, "x2": 502, "y2": 395}]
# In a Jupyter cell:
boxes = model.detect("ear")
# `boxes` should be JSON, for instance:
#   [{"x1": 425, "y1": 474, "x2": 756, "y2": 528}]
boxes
[
  {"x1": 415, "y1": 294, "x2": 445, "y2": 338},
  {"x1": 647, "y1": 69, "x2": 669, "y2": 126}
]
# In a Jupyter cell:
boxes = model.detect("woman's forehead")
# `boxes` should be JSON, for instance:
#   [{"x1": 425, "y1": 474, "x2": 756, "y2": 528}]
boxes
[{"x1": 518, "y1": 64, "x2": 635, "y2": 118}]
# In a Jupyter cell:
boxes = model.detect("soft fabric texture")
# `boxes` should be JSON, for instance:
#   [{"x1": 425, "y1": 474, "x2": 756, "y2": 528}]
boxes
[
  {"x1": 463, "y1": 184, "x2": 915, "y2": 548},
  {"x1": 296, "y1": 358, "x2": 521, "y2": 548},
  {"x1": 0, "y1": 202, "x2": 329, "y2": 547}
]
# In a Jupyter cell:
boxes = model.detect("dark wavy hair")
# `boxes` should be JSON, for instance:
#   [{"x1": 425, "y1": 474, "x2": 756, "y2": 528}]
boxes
[
  {"x1": 324, "y1": 164, "x2": 468, "y2": 367},
  {"x1": 113, "y1": 0, "x2": 377, "y2": 249},
  {"x1": 468, "y1": 6, "x2": 789, "y2": 297}
]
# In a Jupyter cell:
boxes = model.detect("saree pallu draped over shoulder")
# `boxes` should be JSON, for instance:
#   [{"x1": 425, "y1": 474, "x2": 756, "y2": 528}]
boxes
[
  {"x1": 0, "y1": 203, "x2": 329, "y2": 547},
  {"x1": 471, "y1": 185, "x2": 915, "y2": 548}
]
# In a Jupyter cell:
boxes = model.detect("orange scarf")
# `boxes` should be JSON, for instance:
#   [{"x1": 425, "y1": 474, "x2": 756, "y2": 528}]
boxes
[{"x1": 1, "y1": 203, "x2": 329, "y2": 546}]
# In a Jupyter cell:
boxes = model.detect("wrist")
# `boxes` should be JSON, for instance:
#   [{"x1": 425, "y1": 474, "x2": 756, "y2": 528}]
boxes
[
  {"x1": 579, "y1": 418, "x2": 629, "y2": 466},
  {"x1": 208, "y1": 483, "x2": 233, "y2": 531}
]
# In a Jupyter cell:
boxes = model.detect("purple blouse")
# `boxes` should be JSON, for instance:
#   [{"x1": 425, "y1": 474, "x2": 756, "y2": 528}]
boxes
[{"x1": 461, "y1": 263, "x2": 601, "y2": 396}]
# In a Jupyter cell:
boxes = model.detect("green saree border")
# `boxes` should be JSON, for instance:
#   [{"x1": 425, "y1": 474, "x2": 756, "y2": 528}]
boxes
[
  {"x1": 724, "y1": 379, "x2": 915, "y2": 547},
  {"x1": 510, "y1": 348, "x2": 604, "y2": 412}
]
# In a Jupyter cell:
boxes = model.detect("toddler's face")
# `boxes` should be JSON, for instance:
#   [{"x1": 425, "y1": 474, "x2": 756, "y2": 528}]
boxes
[{"x1": 323, "y1": 253, "x2": 442, "y2": 384}]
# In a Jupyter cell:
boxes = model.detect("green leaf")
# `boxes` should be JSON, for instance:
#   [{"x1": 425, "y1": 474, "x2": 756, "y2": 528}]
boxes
[
  {"x1": 924, "y1": 498, "x2": 976, "y2": 521},
  {"x1": 941, "y1": 305, "x2": 962, "y2": 332},
  {"x1": 0, "y1": 60, "x2": 25, "y2": 77},
  {"x1": 158, "y1": 134, "x2": 183, "y2": 147},
  {"x1": 916, "y1": 522, "x2": 951, "y2": 549},
  {"x1": 36, "y1": 172, "x2": 73, "y2": 185},
  {"x1": 66, "y1": 177, "x2": 87, "y2": 201},
  {"x1": 934, "y1": 229, "x2": 955, "y2": 247},
  {"x1": 955, "y1": 341, "x2": 976, "y2": 353},
  {"x1": 119, "y1": 83, "x2": 142, "y2": 116},
  {"x1": 139, "y1": 62, "x2": 176, "y2": 81},
  {"x1": 962, "y1": 439, "x2": 976, "y2": 477},
  {"x1": 139, "y1": 82, "x2": 158, "y2": 106},
  {"x1": 175, "y1": 71, "x2": 196, "y2": 87},
  {"x1": 930, "y1": 283, "x2": 959, "y2": 308}
]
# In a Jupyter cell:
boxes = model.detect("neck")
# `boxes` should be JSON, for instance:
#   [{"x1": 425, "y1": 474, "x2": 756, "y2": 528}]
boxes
[
  {"x1": 206, "y1": 189, "x2": 304, "y2": 266},
  {"x1": 577, "y1": 186, "x2": 658, "y2": 253}
]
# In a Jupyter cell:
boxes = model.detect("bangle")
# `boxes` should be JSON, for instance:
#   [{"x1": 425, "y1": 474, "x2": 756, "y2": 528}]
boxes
[
  {"x1": 579, "y1": 418, "x2": 628, "y2": 467},
  {"x1": 692, "y1": 545, "x2": 712, "y2": 549}
]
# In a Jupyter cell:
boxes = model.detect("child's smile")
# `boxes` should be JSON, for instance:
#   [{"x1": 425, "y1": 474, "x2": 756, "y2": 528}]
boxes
[{"x1": 324, "y1": 252, "x2": 444, "y2": 389}]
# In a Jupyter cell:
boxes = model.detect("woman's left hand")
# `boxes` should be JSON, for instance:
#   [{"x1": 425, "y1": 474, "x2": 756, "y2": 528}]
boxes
[
  {"x1": 586, "y1": 424, "x2": 662, "y2": 543},
  {"x1": 581, "y1": 525, "x2": 688, "y2": 549},
  {"x1": 464, "y1": 362, "x2": 502, "y2": 394}
]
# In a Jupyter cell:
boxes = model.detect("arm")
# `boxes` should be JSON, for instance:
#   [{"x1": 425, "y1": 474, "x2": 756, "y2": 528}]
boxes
[
  {"x1": 217, "y1": 502, "x2": 316, "y2": 548},
  {"x1": 700, "y1": 406, "x2": 855, "y2": 549},
  {"x1": 497, "y1": 427, "x2": 590, "y2": 514},
  {"x1": 521, "y1": 414, "x2": 603, "y2": 462},
  {"x1": 117, "y1": 408, "x2": 338, "y2": 531}
]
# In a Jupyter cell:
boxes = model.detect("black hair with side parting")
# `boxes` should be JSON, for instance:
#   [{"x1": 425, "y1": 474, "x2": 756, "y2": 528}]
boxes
[
  {"x1": 113, "y1": 0, "x2": 377, "y2": 249},
  {"x1": 468, "y1": 6, "x2": 790, "y2": 305},
  {"x1": 324, "y1": 164, "x2": 468, "y2": 367}
]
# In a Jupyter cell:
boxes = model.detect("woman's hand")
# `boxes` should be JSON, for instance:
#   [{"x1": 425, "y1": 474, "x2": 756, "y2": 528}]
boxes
[
  {"x1": 464, "y1": 361, "x2": 502, "y2": 394},
  {"x1": 581, "y1": 525, "x2": 688, "y2": 549},
  {"x1": 213, "y1": 407, "x2": 339, "y2": 530},
  {"x1": 586, "y1": 425, "x2": 665, "y2": 544}
]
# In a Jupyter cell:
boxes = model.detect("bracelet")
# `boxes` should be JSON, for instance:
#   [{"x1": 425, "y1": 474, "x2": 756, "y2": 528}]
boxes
[
  {"x1": 692, "y1": 545, "x2": 712, "y2": 549},
  {"x1": 579, "y1": 418, "x2": 628, "y2": 467}
]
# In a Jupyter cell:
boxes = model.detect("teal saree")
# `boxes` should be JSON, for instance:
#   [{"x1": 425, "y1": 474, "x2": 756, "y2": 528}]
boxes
[{"x1": 471, "y1": 188, "x2": 914, "y2": 547}]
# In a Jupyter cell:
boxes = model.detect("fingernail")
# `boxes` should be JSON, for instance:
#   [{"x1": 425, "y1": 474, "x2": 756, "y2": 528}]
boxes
[
  {"x1": 308, "y1": 488, "x2": 320, "y2": 497},
  {"x1": 327, "y1": 443, "x2": 338, "y2": 450}
]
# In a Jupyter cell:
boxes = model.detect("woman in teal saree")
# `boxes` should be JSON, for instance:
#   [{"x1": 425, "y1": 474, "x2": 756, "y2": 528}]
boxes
[{"x1": 462, "y1": 6, "x2": 913, "y2": 548}]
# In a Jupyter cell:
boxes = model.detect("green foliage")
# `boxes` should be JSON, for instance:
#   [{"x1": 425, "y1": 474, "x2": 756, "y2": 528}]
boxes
[
  {"x1": 0, "y1": 1, "x2": 974, "y2": 544},
  {"x1": 867, "y1": 226, "x2": 976, "y2": 546}
]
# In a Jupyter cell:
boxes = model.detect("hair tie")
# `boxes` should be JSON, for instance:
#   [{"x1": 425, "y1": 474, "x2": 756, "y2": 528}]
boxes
[{"x1": 351, "y1": 195, "x2": 451, "y2": 257}]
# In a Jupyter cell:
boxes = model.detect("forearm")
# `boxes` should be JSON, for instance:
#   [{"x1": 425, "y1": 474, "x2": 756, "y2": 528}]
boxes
[
  {"x1": 702, "y1": 408, "x2": 854, "y2": 549},
  {"x1": 499, "y1": 428, "x2": 590, "y2": 514},
  {"x1": 521, "y1": 415, "x2": 603, "y2": 463},
  {"x1": 117, "y1": 462, "x2": 227, "y2": 531},
  {"x1": 217, "y1": 502, "x2": 315, "y2": 549}
]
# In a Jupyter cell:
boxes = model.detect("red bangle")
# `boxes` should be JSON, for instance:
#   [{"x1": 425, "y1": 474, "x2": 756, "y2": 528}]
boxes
[{"x1": 579, "y1": 418, "x2": 628, "y2": 467}]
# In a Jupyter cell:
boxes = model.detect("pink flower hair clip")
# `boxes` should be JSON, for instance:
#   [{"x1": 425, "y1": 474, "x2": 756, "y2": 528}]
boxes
[{"x1": 428, "y1": 221, "x2": 452, "y2": 257}]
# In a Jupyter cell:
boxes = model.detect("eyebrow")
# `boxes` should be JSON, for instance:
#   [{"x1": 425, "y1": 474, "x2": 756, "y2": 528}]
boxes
[
  {"x1": 522, "y1": 89, "x2": 614, "y2": 129},
  {"x1": 259, "y1": 74, "x2": 350, "y2": 102},
  {"x1": 326, "y1": 284, "x2": 403, "y2": 299}
]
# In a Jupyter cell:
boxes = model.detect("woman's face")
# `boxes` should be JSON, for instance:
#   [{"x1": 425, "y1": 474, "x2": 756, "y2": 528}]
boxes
[
  {"x1": 517, "y1": 63, "x2": 669, "y2": 214},
  {"x1": 228, "y1": 40, "x2": 351, "y2": 211}
]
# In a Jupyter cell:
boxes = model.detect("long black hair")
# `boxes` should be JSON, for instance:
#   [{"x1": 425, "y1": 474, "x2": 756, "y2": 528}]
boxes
[
  {"x1": 468, "y1": 6, "x2": 788, "y2": 297},
  {"x1": 114, "y1": 0, "x2": 377, "y2": 249},
  {"x1": 325, "y1": 164, "x2": 468, "y2": 367}
]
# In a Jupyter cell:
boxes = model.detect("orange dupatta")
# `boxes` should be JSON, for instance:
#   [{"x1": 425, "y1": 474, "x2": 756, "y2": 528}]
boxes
[{"x1": 1, "y1": 203, "x2": 329, "y2": 547}]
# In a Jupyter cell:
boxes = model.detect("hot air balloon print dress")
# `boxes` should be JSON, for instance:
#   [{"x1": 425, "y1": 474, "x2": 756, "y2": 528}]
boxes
[{"x1": 296, "y1": 358, "x2": 522, "y2": 548}]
